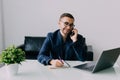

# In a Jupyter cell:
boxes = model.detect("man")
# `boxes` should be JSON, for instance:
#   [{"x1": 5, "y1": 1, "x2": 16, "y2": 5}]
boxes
[{"x1": 37, "y1": 13, "x2": 87, "y2": 67}]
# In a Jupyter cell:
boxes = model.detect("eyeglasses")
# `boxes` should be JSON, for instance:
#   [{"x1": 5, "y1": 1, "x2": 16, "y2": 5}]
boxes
[{"x1": 60, "y1": 20, "x2": 75, "y2": 28}]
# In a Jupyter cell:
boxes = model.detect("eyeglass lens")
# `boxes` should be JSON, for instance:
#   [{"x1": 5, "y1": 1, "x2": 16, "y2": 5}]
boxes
[
  {"x1": 61, "y1": 20, "x2": 75, "y2": 27},
  {"x1": 64, "y1": 22, "x2": 75, "y2": 27}
]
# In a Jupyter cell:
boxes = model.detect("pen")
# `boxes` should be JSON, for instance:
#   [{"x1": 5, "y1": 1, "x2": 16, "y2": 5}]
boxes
[
  {"x1": 59, "y1": 56, "x2": 71, "y2": 67},
  {"x1": 59, "y1": 56, "x2": 64, "y2": 64},
  {"x1": 64, "y1": 60, "x2": 71, "y2": 67}
]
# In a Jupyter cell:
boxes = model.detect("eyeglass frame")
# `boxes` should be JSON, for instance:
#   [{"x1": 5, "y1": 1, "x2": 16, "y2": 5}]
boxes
[{"x1": 60, "y1": 20, "x2": 75, "y2": 28}]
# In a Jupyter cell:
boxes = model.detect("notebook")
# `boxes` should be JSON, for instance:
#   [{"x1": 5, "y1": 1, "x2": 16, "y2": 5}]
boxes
[{"x1": 74, "y1": 47, "x2": 120, "y2": 73}]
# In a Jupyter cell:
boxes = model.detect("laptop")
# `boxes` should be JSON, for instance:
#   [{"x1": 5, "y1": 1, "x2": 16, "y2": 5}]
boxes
[{"x1": 74, "y1": 47, "x2": 120, "y2": 73}]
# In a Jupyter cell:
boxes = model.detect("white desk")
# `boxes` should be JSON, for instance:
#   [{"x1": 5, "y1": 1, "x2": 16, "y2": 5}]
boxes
[{"x1": 0, "y1": 60, "x2": 120, "y2": 80}]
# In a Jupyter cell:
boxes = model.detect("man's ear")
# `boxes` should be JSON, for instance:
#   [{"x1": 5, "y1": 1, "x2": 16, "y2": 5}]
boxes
[
  {"x1": 58, "y1": 21, "x2": 61, "y2": 28},
  {"x1": 58, "y1": 21, "x2": 61, "y2": 25}
]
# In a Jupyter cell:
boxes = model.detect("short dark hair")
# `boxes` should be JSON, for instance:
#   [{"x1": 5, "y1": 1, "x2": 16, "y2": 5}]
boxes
[{"x1": 59, "y1": 13, "x2": 74, "y2": 20}]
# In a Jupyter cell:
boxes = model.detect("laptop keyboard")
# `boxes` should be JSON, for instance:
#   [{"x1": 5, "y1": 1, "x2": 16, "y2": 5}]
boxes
[
  {"x1": 83, "y1": 64, "x2": 95, "y2": 71},
  {"x1": 74, "y1": 62, "x2": 96, "y2": 71}
]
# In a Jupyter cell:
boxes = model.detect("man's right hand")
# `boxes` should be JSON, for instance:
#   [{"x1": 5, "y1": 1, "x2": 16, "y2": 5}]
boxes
[{"x1": 50, "y1": 59, "x2": 64, "y2": 67}]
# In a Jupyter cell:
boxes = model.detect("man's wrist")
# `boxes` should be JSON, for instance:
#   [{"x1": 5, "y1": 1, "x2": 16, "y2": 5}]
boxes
[
  {"x1": 72, "y1": 39, "x2": 77, "y2": 42},
  {"x1": 48, "y1": 59, "x2": 52, "y2": 65},
  {"x1": 49, "y1": 59, "x2": 54, "y2": 65}
]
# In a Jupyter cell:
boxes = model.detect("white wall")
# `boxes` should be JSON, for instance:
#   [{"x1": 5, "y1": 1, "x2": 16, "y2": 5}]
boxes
[{"x1": 2, "y1": 0, "x2": 120, "y2": 61}]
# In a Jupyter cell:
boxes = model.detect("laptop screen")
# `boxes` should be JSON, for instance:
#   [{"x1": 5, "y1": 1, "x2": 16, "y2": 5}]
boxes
[{"x1": 92, "y1": 47, "x2": 120, "y2": 73}]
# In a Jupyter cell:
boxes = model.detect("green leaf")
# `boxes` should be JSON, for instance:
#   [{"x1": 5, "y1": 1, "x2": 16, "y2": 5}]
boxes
[{"x1": 0, "y1": 45, "x2": 26, "y2": 64}]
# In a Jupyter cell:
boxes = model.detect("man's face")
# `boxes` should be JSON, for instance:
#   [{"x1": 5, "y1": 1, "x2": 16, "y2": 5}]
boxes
[{"x1": 58, "y1": 17, "x2": 74, "y2": 35}]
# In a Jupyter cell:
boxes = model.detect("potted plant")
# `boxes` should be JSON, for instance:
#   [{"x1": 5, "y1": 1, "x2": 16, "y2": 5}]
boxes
[{"x1": 0, "y1": 45, "x2": 25, "y2": 76}]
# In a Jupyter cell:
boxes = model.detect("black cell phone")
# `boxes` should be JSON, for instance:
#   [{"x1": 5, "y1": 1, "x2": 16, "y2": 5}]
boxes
[
  {"x1": 69, "y1": 27, "x2": 75, "y2": 36},
  {"x1": 70, "y1": 31, "x2": 75, "y2": 36},
  {"x1": 68, "y1": 27, "x2": 75, "y2": 36}
]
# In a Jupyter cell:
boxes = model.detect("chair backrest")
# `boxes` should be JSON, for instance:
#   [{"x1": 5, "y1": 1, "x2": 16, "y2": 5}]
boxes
[
  {"x1": 24, "y1": 36, "x2": 93, "y2": 60},
  {"x1": 24, "y1": 36, "x2": 46, "y2": 52},
  {"x1": 24, "y1": 36, "x2": 46, "y2": 59}
]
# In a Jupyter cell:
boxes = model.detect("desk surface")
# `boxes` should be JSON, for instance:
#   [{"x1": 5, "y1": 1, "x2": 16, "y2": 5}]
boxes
[{"x1": 0, "y1": 60, "x2": 120, "y2": 80}]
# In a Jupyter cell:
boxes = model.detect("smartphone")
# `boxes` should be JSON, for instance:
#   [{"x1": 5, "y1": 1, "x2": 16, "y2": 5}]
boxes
[
  {"x1": 69, "y1": 28, "x2": 75, "y2": 36},
  {"x1": 70, "y1": 31, "x2": 75, "y2": 36}
]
